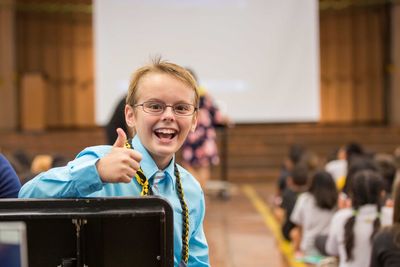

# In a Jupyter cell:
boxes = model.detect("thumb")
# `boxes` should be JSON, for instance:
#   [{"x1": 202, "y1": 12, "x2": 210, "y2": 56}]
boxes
[{"x1": 113, "y1": 128, "x2": 127, "y2": 147}]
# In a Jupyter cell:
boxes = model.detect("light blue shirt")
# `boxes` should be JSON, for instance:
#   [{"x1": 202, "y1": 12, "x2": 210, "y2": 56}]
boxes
[{"x1": 19, "y1": 135, "x2": 210, "y2": 267}]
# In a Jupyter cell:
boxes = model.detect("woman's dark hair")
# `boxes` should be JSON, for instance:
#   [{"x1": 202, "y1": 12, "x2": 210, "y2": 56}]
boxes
[
  {"x1": 309, "y1": 171, "x2": 338, "y2": 210},
  {"x1": 344, "y1": 170, "x2": 383, "y2": 261},
  {"x1": 342, "y1": 156, "x2": 378, "y2": 195}
]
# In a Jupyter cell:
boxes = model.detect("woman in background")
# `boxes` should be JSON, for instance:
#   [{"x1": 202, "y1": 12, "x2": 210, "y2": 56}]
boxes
[{"x1": 181, "y1": 69, "x2": 230, "y2": 189}]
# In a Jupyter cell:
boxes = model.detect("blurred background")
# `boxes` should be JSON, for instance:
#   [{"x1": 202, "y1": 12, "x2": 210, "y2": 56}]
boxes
[{"x1": 0, "y1": 0, "x2": 400, "y2": 182}]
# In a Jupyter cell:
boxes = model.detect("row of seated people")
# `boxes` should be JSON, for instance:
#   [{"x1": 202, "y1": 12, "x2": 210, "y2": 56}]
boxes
[
  {"x1": 0, "y1": 151, "x2": 69, "y2": 198},
  {"x1": 273, "y1": 143, "x2": 400, "y2": 267}
]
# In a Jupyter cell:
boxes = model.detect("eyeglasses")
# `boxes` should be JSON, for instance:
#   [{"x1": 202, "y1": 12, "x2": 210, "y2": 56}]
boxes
[{"x1": 133, "y1": 101, "x2": 197, "y2": 116}]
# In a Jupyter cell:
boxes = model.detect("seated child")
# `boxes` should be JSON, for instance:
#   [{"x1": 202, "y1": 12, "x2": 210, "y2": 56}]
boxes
[
  {"x1": 275, "y1": 163, "x2": 309, "y2": 241},
  {"x1": 291, "y1": 171, "x2": 338, "y2": 256}
]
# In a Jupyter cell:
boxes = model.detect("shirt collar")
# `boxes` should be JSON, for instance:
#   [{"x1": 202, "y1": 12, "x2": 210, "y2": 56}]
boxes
[{"x1": 131, "y1": 135, "x2": 176, "y2": 189}]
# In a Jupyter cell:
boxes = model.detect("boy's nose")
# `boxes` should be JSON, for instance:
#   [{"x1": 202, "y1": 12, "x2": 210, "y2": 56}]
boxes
[{"x1": 161, "y1": 106, "x2": 175, "y2": 120}]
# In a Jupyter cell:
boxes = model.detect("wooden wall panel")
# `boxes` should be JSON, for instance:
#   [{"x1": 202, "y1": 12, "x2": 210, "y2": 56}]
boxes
[
  {"x1": 42, "y1": 13, "x2": 61, "y2": 127},
  {"x1": 319, "y1": 11, "x2": 329, "y2": 120},
  {"x1": 0, "y1": 0, "x2": 17, "y2": 130},
  {"x1": 368, "y1": 9, "x2": 384, "y2": 122},
  {"x1": 20, "y1": 73, "x2": 46, "y2": 131},
  {"x1": 337, "y1": 10, "x2": 354, "y2": 122},
  {"x1": 352, "y1": 9, "x2": 369, "y2": 122},
  {"x1": 320, "y1": 5, "x2": 386, "y2": 124},
  {"x1": 73, "y1": 13, "x2": 94, "y2": 126},
  {"x1": 25, "y1": 12, "x2": 41, "y2": 71},
  {"x1": 15, "y1": 0, "x2": 94, "y2": 129},
  {"x1": 59, "y1": 16, "x2": 74, "y2": 127},
  {"x1": 390, "y1": 4, "x2": 400, "y2": 125},
  {"x1": 320, "y1": 12, "x2": 338, "y2": 122}
]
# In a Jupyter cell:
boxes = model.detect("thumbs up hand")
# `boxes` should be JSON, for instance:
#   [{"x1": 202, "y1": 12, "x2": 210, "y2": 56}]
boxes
[
  {"x1": 96, "y1": 128, "x2": 142, "y2": 183},
  {"x1": 113, "y1": 128, "x2": 127, "y2": 147}
]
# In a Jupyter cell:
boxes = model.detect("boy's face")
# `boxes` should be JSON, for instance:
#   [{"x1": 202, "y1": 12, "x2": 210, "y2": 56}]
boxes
[{"x1": 125, "y1": 72, "x2": 197, "y2": 168}]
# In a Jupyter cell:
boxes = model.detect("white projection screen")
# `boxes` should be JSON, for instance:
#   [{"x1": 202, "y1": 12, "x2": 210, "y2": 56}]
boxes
[{"x1": 94, "y1": 0, "x2": 319, "y2": 125}]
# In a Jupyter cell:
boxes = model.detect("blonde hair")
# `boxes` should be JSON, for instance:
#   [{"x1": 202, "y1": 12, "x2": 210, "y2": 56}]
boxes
[{"x1": 126, "y1": 57, "x2": 199, "y2": 108}]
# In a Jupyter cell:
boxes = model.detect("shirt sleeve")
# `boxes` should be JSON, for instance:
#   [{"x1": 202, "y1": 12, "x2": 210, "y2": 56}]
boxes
[
  {"x1": 18, "y1": 146, "x2": 109, "y2": 198},
  {"x1": 290, "y1": 194, "x2": 305, "y2": 226},
  {"x1": 0, "y1": 155, "x2": 21, "y2": 198}
]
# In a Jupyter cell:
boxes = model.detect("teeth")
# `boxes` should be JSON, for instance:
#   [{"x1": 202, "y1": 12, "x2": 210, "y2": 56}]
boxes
[{"x1": 155, "y1": 128, "x2": 176, "y2": 134}]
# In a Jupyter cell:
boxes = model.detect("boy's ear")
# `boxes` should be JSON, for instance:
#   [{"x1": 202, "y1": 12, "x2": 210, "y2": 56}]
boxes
[
  {"x1": 190, "y1": 113, "x2": 198, "y2": 132},
  {"x1": 125, "y1": 104, "x2": 136, "y2": 128},
  {"x1": 191, "y1": 123, "x2": 197, "y2": 132}
]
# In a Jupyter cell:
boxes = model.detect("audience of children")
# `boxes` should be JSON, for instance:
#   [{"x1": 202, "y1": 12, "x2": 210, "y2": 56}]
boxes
[
  {"x1": 272, "y1": 143, "x2": 400, "y2": 267},
  {"x1": 3, "y1": 150, "x2": 69, "y2": 185}
]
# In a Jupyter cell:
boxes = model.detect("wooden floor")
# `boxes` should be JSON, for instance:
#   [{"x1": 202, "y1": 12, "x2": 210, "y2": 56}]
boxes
[{"x1": 204, "y1": 182, "x2": 289, "y2": 267}]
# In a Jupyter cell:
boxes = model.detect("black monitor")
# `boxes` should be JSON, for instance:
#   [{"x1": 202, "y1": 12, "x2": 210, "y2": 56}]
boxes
[{"x1": 0, "y1": 197, "x2": 174, "y2": 267}]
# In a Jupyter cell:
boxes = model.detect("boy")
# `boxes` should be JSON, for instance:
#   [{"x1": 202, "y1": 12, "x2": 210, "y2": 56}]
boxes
[{"x1": 19, "y1": 58, "x2": 210, "y2": 267}]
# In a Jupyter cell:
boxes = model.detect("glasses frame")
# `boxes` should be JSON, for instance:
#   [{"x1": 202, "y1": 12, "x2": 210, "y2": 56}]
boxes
[{"x1": 133, "y1": 101, "x2": 198, "y2": 116}]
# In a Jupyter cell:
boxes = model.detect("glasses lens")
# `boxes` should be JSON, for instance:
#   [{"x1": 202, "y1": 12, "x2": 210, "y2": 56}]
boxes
[
  {"x1": 174, "y1": 103, "x2": 194, "y2": 115},
  {"x1": 143, "y1": 101, "x2": 164, "y2": 114},
  {"x1": 141, "y1": 101, "x2": 195, "y2": 116}
]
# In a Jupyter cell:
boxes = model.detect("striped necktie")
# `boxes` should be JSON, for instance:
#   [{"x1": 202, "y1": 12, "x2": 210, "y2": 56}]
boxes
[{"x1": 151, "y1": 170, "x2": 165, "y2": 195}]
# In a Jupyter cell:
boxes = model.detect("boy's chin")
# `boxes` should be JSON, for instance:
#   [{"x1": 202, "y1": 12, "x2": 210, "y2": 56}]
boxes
[
  {"x1": 155, "y1": 145, "x2": 179, "y2": 156},
  {"x1": 150, "y1": 140, "x2": 179, "y2": 153}
]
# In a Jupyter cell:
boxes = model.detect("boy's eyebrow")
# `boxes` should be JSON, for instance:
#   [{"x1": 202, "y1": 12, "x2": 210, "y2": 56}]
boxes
[{"x1": 139, "y1": 98, "x2": 194, "y2": 104}]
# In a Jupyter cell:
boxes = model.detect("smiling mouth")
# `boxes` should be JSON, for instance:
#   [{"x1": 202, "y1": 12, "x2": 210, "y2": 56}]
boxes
[{"x1": 154, "y1": 128, "x2": 177, "y2": 139}]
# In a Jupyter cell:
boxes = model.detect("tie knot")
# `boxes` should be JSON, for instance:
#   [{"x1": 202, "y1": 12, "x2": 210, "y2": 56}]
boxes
[{"x1": 154, "y1": 170, "x2": 165, "y2": 180}]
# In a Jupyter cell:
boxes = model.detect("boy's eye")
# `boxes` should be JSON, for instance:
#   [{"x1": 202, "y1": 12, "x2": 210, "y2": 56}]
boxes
[
  {"x1": 146, "y1": 102, "x2": 164, "y2": 111},
  {"x1": 174, "y1": 104, "x2": 191, "y2": 112}
]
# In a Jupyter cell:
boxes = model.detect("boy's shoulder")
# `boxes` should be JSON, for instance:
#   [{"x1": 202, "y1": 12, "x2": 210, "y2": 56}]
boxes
[{"x1": 175, "y1": 164, "x2": 203, "y2": 193}]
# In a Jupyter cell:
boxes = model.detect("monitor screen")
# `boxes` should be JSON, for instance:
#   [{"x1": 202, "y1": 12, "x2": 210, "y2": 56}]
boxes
[
  {"x1": 0, "y1": 198, "x2": 173, "y2": 267},
  {"x1": 0, "y1": 222, "x2": 28, "y2": 267}
]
